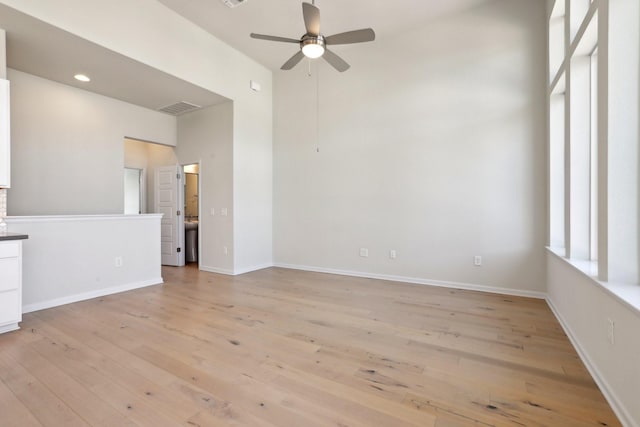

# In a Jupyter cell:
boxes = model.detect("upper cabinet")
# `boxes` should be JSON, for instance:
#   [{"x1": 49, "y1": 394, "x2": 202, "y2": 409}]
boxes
[{"x1": 0, "y1": 79, "x2": 9, "y2": 188}]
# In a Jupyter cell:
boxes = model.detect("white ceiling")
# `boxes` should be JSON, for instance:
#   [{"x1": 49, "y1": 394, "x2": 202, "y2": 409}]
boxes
[
  {"x1": 0, "y1": 1, "x2": 489, "y2": 111},
  {"x1": 0, "y1": 4, "x2": 229, "y2": 114},
  {"x1": 159, "y1": 0, "x2": 490, "y2": 71}
]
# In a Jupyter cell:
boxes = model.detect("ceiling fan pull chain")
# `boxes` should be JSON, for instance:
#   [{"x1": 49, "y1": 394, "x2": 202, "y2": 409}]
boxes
[{"x1": 316, "y1": 62, "x2": 320, "y2": 153}]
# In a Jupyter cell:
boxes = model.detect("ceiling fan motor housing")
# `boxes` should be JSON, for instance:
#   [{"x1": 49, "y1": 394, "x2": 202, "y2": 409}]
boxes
[{"x1": 301, "y1": 34, "x2": 325, "y2": 50}]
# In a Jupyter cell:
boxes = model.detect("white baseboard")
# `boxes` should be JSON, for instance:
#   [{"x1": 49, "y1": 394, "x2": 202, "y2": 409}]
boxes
[
  {"x1": 546, "y1": 297, "x2": 637, "y2": 427},
  {"x1": 200, "y1": 265, "x2": 235, "y2": 275},
  {"x1": 200, "y1": 263, "x2": 273, "y2": 276},
  {"x1": 273, "y1": 262, "x2": 546, "y2": 299},
  {"x1": 0, "y1": 323, "x2": 19, "y2": 334},
  {"x1": 22, "y1": 277, "x2": 164, "y2": 314},
  {"x1": 233, "y1": 263, "x2": 273, "y2": 275}
]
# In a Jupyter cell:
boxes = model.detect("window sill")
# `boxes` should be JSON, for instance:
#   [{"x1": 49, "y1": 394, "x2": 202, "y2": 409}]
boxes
[{"x1": 547, "y1": 246, "x2": 640, "y2": 317}]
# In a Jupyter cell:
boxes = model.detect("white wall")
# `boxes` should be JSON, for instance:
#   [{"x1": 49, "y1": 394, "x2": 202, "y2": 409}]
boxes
[
  {"x1": 123, "y1": 138, "x2": 149, "y2": 214},
  {"x1": 274, "y1": 0, "x2": 547, "y2": 294},
  {"x1": 7, "y1": 69, "x2": 176, "y2": 215},
  {"x1": 0, "y1": 0, "x2": 273, "y2": 273},
  {"x1": 124, "y1": 138, "x2": 178, "y2": 214},
  {"x1": 6, "y1": 214, "x2": 162, "y2": 312},
  {"x1": 124, "y1": 138, "x2": 150, "y2": 170},
  {"x1": 0, "y1": 28, "x2": 5, "y2": 79},
  {"x1": 176, "y1": 103, "x2": 234, "y2": 274},
  {"x1": 233, "y1": 84, "x2": 273, "y2": 273},
  {"x1": 547, "y1": 252, "x2": 640, "y2": 427}
]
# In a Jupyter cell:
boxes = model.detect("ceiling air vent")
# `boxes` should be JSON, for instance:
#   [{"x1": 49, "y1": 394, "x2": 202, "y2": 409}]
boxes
[
  {"x1": 221, "y1": 0, "x2": 248, "y2": 8},
  {"x1": 158, "y1": 101, "x2": 201, "y2": 116}
]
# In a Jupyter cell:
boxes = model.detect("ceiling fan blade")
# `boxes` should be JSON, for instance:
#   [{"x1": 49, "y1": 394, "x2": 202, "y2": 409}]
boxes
[
  {"x1": 250, "y1": 33, "x2": 300, "y2": 44},
  {"x1": 323, "y1": 49, "x2": 350, "y2": 72},
  {"x1": 281, "y1": 51, "x2": 306, "y2": 70},
  {"x1": 302, "y1": 2, "x2": 321, "y2": 35},
  {"x1": 325, "y1": 28, "x2": 375, "y2": 45}
]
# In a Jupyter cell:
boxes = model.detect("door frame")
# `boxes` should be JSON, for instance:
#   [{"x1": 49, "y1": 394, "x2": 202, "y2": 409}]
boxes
[{"x1": 182, "y1": 162, "x2": 201, "y2": 269}]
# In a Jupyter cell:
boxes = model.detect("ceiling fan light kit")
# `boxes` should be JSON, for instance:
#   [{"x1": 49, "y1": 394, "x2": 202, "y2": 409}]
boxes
[
  {"x1": 249, "y1": 1, "x2": 375, "y2": 72},
  {"x1": 301, "y1": 35, "x2": 325, "y2": 59}
]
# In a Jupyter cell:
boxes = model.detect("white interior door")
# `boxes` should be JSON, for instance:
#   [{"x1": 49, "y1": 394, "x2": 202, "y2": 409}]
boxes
[{"x1": 156, "y1": 165, "x2": 184, "y2": 266}]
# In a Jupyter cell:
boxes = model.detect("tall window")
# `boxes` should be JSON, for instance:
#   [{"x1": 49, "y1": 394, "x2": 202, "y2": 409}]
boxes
[
  {"x1": 589, "y1": 47, "x2": 598, "y2": 261},
  {"x1": 549, "y1": 0, "x2": 640, "y2": 285}
]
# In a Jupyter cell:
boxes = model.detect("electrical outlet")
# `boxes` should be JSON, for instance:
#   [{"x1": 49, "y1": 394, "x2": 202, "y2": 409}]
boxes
[
  {"x1": 389, "y1": 250, "x2": 397, "y2": 259},
  {"x1": 115, "y1": 256, "x2": 123, "y2": 267},
  {"x1": 210, "y1": 208, "x2": 215, "y2": 216},
  {"x1": 359, "y1": 248, "x2": 369, "y2": 257},
  {"x1": 223, "y1": 246, "x2": 228, "y2": 255},
  {"x1": 607, "y1": 318, "x2": 615, "y2": 345},
  {"x1": 474, "y1": 255, "x2": 482, "y2": 266},
  {"x1": 221, "y1": 208, "x2": 228, "y2": 216}
]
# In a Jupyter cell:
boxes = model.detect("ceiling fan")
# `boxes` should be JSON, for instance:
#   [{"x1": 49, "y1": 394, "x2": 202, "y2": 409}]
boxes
[{"x1": 250, "y1": 1, "x2": 375, "y2": 72}]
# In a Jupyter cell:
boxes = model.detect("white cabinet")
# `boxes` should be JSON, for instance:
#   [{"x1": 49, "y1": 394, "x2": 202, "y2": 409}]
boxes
[
  {"x1": 0, "y1": 79, "x2": 9, "y2": 188},
  {"x1": 0, "y1": 239, "x2": 23, "y2": 334}
]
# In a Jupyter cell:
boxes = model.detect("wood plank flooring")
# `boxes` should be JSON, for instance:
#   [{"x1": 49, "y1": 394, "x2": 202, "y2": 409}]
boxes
[{"x1": 0, "y1": 265, "x2": 622, "y2": 426}]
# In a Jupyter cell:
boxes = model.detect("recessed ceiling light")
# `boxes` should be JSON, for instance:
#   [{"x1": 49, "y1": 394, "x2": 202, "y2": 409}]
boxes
[{"x1": 74, "y1": 74, "x2": 90, "y2": 82}]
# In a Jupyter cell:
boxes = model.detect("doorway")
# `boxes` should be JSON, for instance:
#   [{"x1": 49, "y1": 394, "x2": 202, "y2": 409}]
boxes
[
  {"x1": 155, "y1": 163, "x2": 201, "y2": 267},
  {"x1": 183, "y1": 163, "x2": 199, "y2": 264},
  {"x1": 123, "y1": 138, "x2": 203, "y2": 269}
]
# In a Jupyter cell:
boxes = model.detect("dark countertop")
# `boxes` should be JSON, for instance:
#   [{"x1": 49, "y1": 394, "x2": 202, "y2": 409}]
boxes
[{"x1": 0, "y1": 232, "x2": 29, "y2": 241}]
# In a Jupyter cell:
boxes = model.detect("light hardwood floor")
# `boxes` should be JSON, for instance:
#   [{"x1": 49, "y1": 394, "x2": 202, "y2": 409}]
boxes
[{"x1": 0, "y1": 265, "x2": 622, "y2": 426}]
